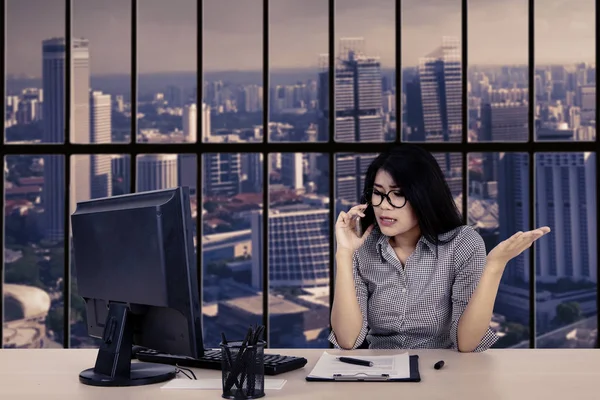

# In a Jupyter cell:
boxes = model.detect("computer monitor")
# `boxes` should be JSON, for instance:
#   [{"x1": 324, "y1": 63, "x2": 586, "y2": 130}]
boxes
[{"x1": 71, "y1": 186, "x2": 203, "y2": 387}]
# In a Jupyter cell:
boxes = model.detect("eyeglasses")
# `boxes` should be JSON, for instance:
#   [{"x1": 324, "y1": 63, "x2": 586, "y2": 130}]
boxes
[{"x1": 364, "y1": 188, "x2": 407, "y2": 209}]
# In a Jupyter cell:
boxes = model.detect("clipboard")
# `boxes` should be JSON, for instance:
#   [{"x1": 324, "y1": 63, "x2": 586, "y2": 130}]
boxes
[{"x1": 305, "y1": 355, "x2": 421, "y2": 382}]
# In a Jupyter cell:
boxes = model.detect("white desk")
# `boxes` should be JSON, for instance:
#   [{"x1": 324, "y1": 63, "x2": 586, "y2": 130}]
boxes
[{"x1": 0, "y1": 348, "x2": 599, "y2": 399}]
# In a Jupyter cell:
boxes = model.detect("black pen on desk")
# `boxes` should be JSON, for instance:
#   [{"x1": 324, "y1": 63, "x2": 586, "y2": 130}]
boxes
[{"x1": 338, "y1": 357, "x2": 373, "y2": 367}]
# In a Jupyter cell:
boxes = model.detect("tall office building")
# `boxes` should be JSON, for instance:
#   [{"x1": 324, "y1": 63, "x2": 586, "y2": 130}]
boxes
[
  {"x1": 495, "y1": 153, "x2": 598, "y2": 330},
  {"x1": 535, "y1": 153, "x2": 597, "y2": 284},
  {"x1": 281, "y1": 153, "x2": 304, "y2": 191},
  {"x1": 166, "y1": 85, "x2": 183, "y2": 108},
  {"x1": 432, "y1": 152, "x2": 462, "y2": 198},
  {"x1": 111, "y1": 155, "x2": 130, "y2": 193},
  {"x1": 318, "y1": 38, "x2": 384, "y2": 142},
  {"x1": 480, "y1": 102, "x2": 528, "y2": 182},
  {"x1": 90, "y1": 91, "x2": 112, "y2": 199},
  {"x1": 243, "y1": 153, "x2": 263, "y2": 193},
  {"x1": 70, "y1": 39, "x2": 92, "y2": 228},
  {"x1": 42, "y1": 38, "x2": 91, "y2": 240},
  {"x1": 183, "y1": 104, "x2": 197, "y2": 143},
  {"x1": 202, "y1": 103, "x2": 211, "y2": 142},
  {"x1": 177, "y1": 154, "x2": 197, "y2": 194},
  {"x1": 335, "y1": 153, "x2": 378, "y2": 205},
  {"x1": 493, "y1": 153, "x2": 530, "y2": 326},
  {"x1": 238, "y1": 85, "x2": 262, "y2": 113},
  {"x1": 497, "y1": 153, "x2": 530, "y2": 284},
  {"x1": 405, "y1": 37, "x2": 462, "y2": 142},
  {"x1": 537, "y1": 121, "x2": 574, "y2": 141},
  {"x1": 576, "y1": 84, "x2": 596, "y2": 124},
  {"x1": 251, "y1": 207, "x2": 330, "y2": 289},
  {"x1": 136, "y1": 154, "x2": 178, "y2": 192},
  {"x1": 41, "y1": 39, "x2": 65, "y2": 241},
  {"x1": 203, "y1": 153, "x2": 242, "y2": 197},
  {"x1": 480, "y1": 102, "x2": 528, "y2": 142}
]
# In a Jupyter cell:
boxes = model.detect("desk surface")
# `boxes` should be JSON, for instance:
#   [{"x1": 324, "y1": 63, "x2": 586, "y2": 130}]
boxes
[{"x1": 1, "y1": 348, "x2": 599, "y2": 399}]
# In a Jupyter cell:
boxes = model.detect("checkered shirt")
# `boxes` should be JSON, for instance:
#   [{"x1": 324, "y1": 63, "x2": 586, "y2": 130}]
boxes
[{"x1": 329, "y1": 224, "x2": 499, "y2": 352}]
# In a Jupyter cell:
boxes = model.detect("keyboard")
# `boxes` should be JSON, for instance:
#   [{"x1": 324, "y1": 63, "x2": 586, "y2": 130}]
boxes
[{"x1": 134, "y1": 348, "x2": 308, "y2": 376}]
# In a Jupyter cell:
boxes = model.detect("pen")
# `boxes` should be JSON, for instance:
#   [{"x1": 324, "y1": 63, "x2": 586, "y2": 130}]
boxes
[{"x1": 338, "y1": 357, "x2": 373, "y2": 367}]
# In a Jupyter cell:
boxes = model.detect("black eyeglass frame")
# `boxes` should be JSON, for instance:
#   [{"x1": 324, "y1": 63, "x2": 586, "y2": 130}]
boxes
[{"x1": 364, "y1": 188, "x2": 408, "y2": 209}]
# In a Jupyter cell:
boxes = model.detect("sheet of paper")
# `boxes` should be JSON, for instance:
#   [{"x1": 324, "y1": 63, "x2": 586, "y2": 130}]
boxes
[
  {"x1": 160, "y1": 378, "x2": 286, "y2": 390},
  {"x1": 307, "y1": 352, "x2": 410, "y2": 379}
]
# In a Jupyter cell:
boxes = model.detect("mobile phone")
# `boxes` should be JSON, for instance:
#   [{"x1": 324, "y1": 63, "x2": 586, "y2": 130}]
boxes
[{"x1": 355, "y1": 215, "x2": 363, "y2": 238}]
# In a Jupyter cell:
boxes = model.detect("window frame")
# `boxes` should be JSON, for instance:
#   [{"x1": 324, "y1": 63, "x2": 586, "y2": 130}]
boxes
[{"x1": 1, "y1": 0, "x2": 598, "y2": 349}]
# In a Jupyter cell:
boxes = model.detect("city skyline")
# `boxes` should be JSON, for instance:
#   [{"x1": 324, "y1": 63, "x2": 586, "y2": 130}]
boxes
[
  {"x1": 5, "y1": 0, "x2": 596, "y2": 76},
  {"x1": 3, "y1": 0, "x2": 597, "y2": 351}
]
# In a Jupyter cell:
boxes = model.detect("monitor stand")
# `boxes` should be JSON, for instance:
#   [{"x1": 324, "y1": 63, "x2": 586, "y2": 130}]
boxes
[{"x1": 79, "y1": 302, "x2": 176, "y2": 387}]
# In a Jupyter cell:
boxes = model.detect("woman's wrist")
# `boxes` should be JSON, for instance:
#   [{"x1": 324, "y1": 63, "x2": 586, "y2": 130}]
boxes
[{"x1": 336, "y1": 247, "x2": 355, "y2": 259}]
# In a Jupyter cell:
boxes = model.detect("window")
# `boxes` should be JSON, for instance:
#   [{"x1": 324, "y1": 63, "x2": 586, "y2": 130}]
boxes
[{"x1": 2, "y1": 0, "x2": 597, "y2": 350}]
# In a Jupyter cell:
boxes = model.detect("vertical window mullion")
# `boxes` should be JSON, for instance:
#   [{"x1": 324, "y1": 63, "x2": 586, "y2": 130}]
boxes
[
  {"x1": 395, "y1": 0, "x2": 401, "y2": 144},
  {"x1": 595, "y1": 0, "x2": 600, "y2": 349},
  {"x1": 262, "y1": 0, "x2": 270, "y2": 346},
  {"x1": 0, "y1": 0, "x2": 6, "y2": 345},
  {"x1": 461, "y1": 0, "x2": 468, "y2": 225},
  {"x1": 528, "y1": 0, "x2": 536, "y2": 349},
  {"x1": 327, "y1": 0, "x2": 335, "y2": 349},
  {"x1": 130, "y1": 0, "x2": 137, "y2": 194},
  {"x1": 63, "y1": 0, "x2": 72, "y2": 349},
  {"x1": 196, "y1": 0, "x2": 203, "y2": 350}
]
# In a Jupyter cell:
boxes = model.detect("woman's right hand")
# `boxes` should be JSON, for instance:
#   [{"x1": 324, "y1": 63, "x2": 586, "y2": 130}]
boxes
[{"x1": 335, "y1": 204, "x2": 374, "y2": 254}]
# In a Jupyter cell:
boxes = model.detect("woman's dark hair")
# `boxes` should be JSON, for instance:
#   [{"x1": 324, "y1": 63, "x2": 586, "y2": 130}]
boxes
[{"x1": 360, "y1": 144, "x2": 463, "y2": 246}]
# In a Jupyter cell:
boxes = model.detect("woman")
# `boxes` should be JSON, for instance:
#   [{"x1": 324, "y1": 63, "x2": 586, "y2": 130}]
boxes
[{"x1": 330, "y1": 144, "x2": 550, "y2": 352}]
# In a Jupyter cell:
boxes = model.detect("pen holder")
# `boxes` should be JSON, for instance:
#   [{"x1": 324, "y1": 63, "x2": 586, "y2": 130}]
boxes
[{"x1": 220, "y1": 340, "x2": 266, "y2": 399}]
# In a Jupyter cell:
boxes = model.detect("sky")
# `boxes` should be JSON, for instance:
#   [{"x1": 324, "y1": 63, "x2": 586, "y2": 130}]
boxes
[{"x1": 5, "y1": 0, "x2": 596, "y2": 76}]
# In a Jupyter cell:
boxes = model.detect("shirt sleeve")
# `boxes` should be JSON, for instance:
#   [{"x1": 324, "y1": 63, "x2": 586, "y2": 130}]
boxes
[
  {"x1": 329, "y1": 250, "x2": 370, "y2": 349},
  {"x1": 449, "y1": 226, "x2": 499, "y2": 352}
]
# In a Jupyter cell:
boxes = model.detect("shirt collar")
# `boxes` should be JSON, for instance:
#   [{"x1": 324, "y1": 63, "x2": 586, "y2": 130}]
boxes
[{"x1": 375, "y1": 227, "x2": 438, "y2": 257}]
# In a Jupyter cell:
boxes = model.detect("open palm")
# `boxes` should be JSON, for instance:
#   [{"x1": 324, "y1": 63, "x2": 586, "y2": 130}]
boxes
[{"x1": 487, "y1": 226, "x2": 551, "y2": 265}]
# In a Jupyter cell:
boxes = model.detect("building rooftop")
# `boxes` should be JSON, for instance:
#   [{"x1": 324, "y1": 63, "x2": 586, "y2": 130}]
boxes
[
  {"x1": 3, "y1": 284, "x2": 51, "y2": 320},
  {"x1": 223, "y1": 294, "x2": 309, "y2": 316}
]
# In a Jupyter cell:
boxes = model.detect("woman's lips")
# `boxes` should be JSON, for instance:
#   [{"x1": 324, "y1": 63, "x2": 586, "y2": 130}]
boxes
[{"x1": 378, "y1": 216, "x2": 397, "y2": 227}]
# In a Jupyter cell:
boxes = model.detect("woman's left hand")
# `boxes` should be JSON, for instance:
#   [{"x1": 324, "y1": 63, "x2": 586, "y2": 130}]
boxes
[{"x1": 486, "y1": 226, "x2": 551, "y2": 271}]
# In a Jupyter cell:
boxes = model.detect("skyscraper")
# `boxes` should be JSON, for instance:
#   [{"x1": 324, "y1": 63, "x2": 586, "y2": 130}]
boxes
[
  {"x1": 480, "y1": 102, "x2": 528, "y2": 142},
  {"x1": 498, "y1": 153, "x2": 530, "y2": 284},
  {"x1": 480, "y1": 102, "x2": 529, "y2": 183},
  {"x1": 535, "y1": 153, "x2": 597, "y2": 283},
  {"x1": 203, "y1": 153, "x2": 242, "y2": 197},
  {"x1": 136, "y1": 154, "x2": 179, "y2": 192},
  {"x1": 243, "y1": 153, "x2": 263, "y2": 193},
  {"x1": 406, "y1": 36, "x2": 462, "y2": 142},
  {"x1": 251, "y1": 207, "x2": 330, "y2": 289},
  {"x1": 318, "y1": 38, "x2": 384, "y2": 142},
  {"x1": 90, "y1": 91, "x2": 112, "y2": 199},
  {"x1": 42, "y1": 38, "x2": 91, "y2": 241},
  {"x1": 69, "y1": 39, "x2": 92, "y2": 228},
  {"x1": 166, "y1": 85, "x2": 183, "y2": 108},
  {"x1": 183, "y1": 104, "x2": 197, "y2": 143},
  {"x1": 42, "y1": 38, "x2": 66, "y2": 241},
  {"x1": 335, "y1": 153, "x2": 378, "y2": 205},
  {"x1": 202, "y1": 102, "x2": 211, "y2": 142},
  {"x1": 576, "y1": 84, "x2": 596, "y2": 124},
  {"x1": 281, "y1": 153, "x2": 304, "y2": 191},
  {"x1": 177, "y1": 154, "x2": 197, "y2": 194},
  {"x1": 111, "y1": 155, "x2": 130, "y2": 194}
]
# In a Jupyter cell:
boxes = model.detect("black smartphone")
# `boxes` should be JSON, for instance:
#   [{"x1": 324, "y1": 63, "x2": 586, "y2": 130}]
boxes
[
  {"x1": 354, "y1": 203, "x2": 372, "y2": 238},
  {"x1": 355, "y1": 215, "x2": 363, "y2": 238}
]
